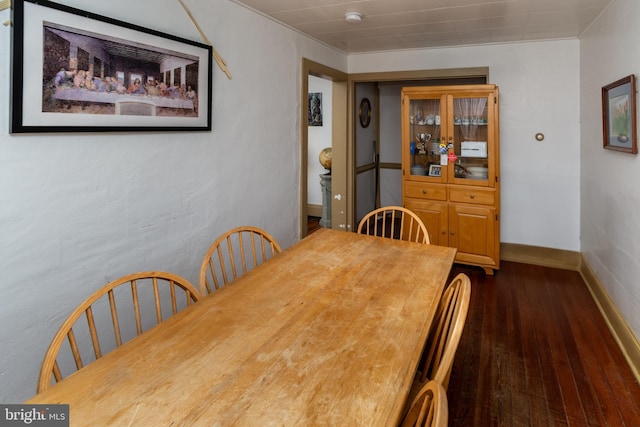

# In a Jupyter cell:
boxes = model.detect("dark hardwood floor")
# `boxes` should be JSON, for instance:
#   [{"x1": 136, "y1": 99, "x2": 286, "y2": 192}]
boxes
[
  {"x1": 307, "y1": 216, "x2": 321, "y2": 235},
  {"x1": 446, "y1": 261, "x2": 640, "y2": 426}
]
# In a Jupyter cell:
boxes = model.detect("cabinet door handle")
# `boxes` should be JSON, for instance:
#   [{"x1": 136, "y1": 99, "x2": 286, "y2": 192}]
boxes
[
  {"x1": 450, "y1": 230, "x2": 456, "y2": 236},
  {"x1": 441, "y1": 230, "x2": 447, "y2": 235}
]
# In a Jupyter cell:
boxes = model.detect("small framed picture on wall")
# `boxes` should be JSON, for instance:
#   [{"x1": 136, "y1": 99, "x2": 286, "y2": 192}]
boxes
[
  {"x1": 602, "y1": 74, "x2": 637, "y2": 154},
  {"x1": 308, "y1": 92, "x2": 323, "y2": 126}
]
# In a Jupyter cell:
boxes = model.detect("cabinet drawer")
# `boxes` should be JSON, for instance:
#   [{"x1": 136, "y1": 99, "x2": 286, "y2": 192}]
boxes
[
  {"x1": 404, "y1": 182, "x2": 447, "y2": 201},
  {"x1": 449, "y1": 187, "x2": 495, "y2": 205}
]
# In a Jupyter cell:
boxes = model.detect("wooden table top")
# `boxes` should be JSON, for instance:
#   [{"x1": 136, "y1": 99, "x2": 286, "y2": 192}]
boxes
[{"x1": 27, "y1": 228, "x2": 457, "y2": 426}]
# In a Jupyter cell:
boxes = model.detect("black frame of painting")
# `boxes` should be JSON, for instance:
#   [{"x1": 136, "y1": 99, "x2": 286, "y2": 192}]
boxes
[{"x1": 10, "y1": 0, "x2": 213, "y2": 133}]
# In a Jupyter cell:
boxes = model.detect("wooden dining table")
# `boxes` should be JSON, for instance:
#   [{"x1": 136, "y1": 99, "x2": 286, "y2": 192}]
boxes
[{"x1": 27, "y1": 228, "x2": 457, "y2": 426}]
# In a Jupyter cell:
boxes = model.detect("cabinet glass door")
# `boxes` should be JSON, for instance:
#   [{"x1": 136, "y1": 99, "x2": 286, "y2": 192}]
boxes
[
  {"x1": 448, "y1": 94, "x2": 492, "y2": 184},
  {"x1": 408, "y1": 96, "x2": 444, "y2": 180}
]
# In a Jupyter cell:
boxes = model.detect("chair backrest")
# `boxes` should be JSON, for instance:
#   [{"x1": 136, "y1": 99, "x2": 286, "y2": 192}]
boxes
[
  {"x1": 357, "y1": 206, "x2": 430, "y2": 244},
  {"x1": 198, "y1": 226, "x2": 282, "y2": 295},
  {"x1": 419, "y1": 273, "x2": 471, "y2": 389},
  {"x1": 38, "y1": 271, "x2": 200, "y2": 393},
  {"x1": 401, "y1": 380, "x2": 448, "y2": 427}
]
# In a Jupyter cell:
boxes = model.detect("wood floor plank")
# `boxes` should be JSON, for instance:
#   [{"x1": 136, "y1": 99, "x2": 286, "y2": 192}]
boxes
[
  {"x1": 552, "y1": 268, "x2": 640, "y2": 426},
  {"x1": 494, "y1": 267, "x2": 515, "y2": 426},
  {"x1": 516, "y1": 265, "x2": 557, "y2": 425},
  {"x1": 477, "y1": 272, "x2": 501, "y2": 424},
  {"x1": 503, "y1": 272, "x2": 531, "y2": 427},
  {"x1": 538, "y1": 267, "x2": 588, "y2": 426},
  {"x1": 545, "y1": 268, "x2": 609, "y2": 426},
  {"x1": 447, "y1": 275, "x2": 484, "y2": 425},
  {"x1": 446, "y1": 261, "x2": 640, "y2": 427}
]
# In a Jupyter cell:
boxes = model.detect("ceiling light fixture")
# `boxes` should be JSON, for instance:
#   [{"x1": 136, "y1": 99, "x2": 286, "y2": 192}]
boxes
[{"x1": 344, "y1": 12, "x2": 362, "y2": 23}]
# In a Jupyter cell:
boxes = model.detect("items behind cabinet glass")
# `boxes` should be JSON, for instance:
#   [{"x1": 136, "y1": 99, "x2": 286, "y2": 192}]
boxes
[{"x1": 460, "y1": 141, "x2": 487, "y2": 158}]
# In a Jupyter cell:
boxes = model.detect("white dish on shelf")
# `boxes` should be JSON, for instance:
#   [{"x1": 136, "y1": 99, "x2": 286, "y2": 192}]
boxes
[
  {"x1": 411, "y1": 165, "x2": 426, "y2": 175},
  {"x1": 466, "y1": 166, "x2": 488, "y2": 174},
  {"x1": 465, "y1": 166, "x2": 488, "y2": 179}
]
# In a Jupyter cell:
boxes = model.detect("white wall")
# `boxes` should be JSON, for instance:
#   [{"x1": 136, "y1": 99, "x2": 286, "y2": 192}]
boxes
[
  {"x1": 580, "y1": 0, "x2": 640, "y2": 340},
  {"x1": 349, "y1": 40, "x2": 582, "y2": 252},
  {"x1": 307, "y1": 75, "x2": 333, "y2": 207},
  {"x1": 0, "y1": 0, "x2": 345, "y2": 403}
]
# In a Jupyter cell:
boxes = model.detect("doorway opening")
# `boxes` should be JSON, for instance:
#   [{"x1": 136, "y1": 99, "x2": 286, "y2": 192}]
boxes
[
  {"x1": 301, "y1": 64, "x2": 489, "y2": 238},
  {"x1": 350, "y1": 69, "x2": 489, "y2": 227},
  {"x1": 300, "y1": 59, "x2": 347, "y2": 238}
]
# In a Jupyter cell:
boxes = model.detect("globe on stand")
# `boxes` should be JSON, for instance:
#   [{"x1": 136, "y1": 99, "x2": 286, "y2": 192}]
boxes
[
  {"x1": 319, "y1": 147, "x2": 332, "y2": 172},
  {"x1": 318, "y1": 147, "x2": 332, "y2": 228}
]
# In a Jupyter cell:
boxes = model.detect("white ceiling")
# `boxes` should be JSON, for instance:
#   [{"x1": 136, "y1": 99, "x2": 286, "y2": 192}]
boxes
[{"x1": 230, "y1": 0, "x2": 613, "y2": 54}]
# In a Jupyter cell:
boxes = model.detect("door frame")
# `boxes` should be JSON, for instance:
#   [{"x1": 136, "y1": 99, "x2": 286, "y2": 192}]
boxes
[
  {"x1": 353, "y1": 82, "x2": 381, "y2": 221},
  {"x1": 301, "y1": 59, "x2": 348, "y2": 238}
]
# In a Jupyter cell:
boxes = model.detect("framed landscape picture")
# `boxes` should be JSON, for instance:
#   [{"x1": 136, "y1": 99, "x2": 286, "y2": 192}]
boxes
[
  {"x1": 602, "y1": 75, "x2": 637, "y2": 154},
  {"x1": 11, "y1": 0, "x2": 213, "y2": 133}
]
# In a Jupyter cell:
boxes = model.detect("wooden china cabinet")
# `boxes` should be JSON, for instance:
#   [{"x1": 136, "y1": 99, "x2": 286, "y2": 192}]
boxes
[{"x1": 401, "y1": 84, "x2": 500, "y2": 274}]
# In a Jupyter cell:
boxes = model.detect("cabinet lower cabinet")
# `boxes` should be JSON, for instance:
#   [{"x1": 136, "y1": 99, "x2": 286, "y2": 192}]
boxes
[
  {"x1": 404, "y1": 185, "x2": 499, "y2": 274},
  {"x1": 449, "y1": 204, "x2": 498, "y2": 273},
  {"x1": 405, "y1": 199, "x2": 448, "y2": 246}
]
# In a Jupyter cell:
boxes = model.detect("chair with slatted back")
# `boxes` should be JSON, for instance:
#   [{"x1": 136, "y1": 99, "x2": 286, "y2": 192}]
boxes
[
  {"x1": 401, "y1": 380, "x2": 448, "y2": 427},
  {"x1": 198, "y1": 226, "x2": 282, "y2": 295},
  {"x1": 37, "y1": 271, "x2": 201, "y2": 393},
  {"x1": 357, "y1": 206, "x2": 430, "y2": 244},
  {"x1": 405, "y1": 273, "x2": 471, "y2": 407}
]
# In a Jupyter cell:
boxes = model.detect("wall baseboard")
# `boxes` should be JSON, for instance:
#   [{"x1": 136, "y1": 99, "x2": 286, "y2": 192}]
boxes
[
  {"x1": 500, "y1": 242, "x2": 640, "y2": 383},
  {"x1": 579, "y1": 257, "x2": 640, "y2": 383},
  {"x1": 500, "y1": 242, "x2": 581, "y2": 271},
  {"x1": 307, "y1": 204, "x2": 322, "y2": 217}
]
